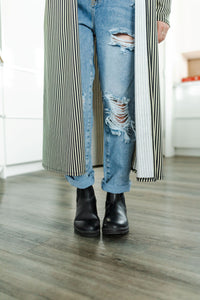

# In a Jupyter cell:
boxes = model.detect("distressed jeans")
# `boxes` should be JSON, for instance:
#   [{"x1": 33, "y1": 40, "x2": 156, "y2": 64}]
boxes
[{"x1": 65, "y1": 0, "x2": 136, "y2": 193}]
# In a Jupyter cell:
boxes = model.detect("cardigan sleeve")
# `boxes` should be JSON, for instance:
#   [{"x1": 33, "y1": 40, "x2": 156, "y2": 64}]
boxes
[{"x1": 156, "y1": 0, "x2": 172, "y2": 27}]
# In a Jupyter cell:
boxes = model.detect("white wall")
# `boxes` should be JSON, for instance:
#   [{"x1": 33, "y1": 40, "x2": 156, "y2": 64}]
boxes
[{"x1": 171, "y1": 0, "x2": 200, "y2": 84}]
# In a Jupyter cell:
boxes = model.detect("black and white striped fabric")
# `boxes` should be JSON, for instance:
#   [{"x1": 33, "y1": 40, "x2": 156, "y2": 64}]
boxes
[{"x1": 42, "y1": 0, "x2": 171, "y2": 182}]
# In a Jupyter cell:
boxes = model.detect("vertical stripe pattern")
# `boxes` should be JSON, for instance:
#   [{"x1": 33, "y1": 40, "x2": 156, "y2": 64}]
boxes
[
  {"x1": 42, "y1": 0, "x2": 171, "y2": 181},
  {"x1": 133, "y1": 0, "x2": 154, "y2": 179},
  {"x1": 42, "y1": 0, "x2": 86, "y2": 175},
  {"x1": 144, "y1": 0, "x2": 164, "y2": 181},
  {"x1": 133, "y1": 0, "x2": 171, "y2": 182}
]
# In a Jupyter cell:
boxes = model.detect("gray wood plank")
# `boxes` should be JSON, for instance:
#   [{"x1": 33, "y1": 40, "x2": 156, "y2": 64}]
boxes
[{"x1": 0, "y1": 156, "x2": 200, "y2": 299}]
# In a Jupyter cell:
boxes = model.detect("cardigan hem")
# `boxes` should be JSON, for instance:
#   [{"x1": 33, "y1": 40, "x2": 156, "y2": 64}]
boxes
[
  {"x1": 42, "y1": 162, "x2": 86, "y2": 177},
  {"x1": 131, "y1": 167, "x2": 163, "y2": 182},
  {"x1": 42, "y1": 163, "x2": 163, "y2": 182}
]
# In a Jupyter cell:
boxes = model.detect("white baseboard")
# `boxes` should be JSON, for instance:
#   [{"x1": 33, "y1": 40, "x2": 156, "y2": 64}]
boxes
[
  {"x1": 0, "y1": 161, "x2": 44, "y2": 179},
  {"x1": 175, "y1": 148, "x2": 200, "y2": 157}
]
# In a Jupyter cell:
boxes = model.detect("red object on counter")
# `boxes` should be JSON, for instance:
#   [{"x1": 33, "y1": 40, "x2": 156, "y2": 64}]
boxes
[{"x1": 181, "y1": 75, "x2": 200, "y2": 82}]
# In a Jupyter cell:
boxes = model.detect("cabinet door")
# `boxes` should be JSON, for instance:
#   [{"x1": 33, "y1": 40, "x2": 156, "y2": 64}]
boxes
[
  {"x1": 173, "y1": 119, "x2": 200, "y2": 148},
  {"x1": 5, "y1": 119, "x2": 43, "y2": 164},
  {"x1": 1, "y1": 0, "x2": 44, "y2": 118},
  {"x1": 1, "y1": 0, "x2": 44, "y2": 70},
  {"x1": 173, "y1": 82, "x2": 200, "y2": 150},
  {"x1": 3, "y1": 69, "x2": 43, "y2": 118},
  {"x1": 174, "y1": 83, "x2": 200, "y2": 118}
]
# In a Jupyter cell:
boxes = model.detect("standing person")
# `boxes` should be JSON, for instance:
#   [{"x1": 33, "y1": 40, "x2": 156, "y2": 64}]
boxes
[{"x1": 42, "y1": 0, "x2": 171, "y2": 237}]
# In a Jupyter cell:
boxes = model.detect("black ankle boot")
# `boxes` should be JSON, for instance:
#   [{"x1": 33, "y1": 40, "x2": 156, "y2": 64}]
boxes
[
  {"x1": 102, "y1": 192, "x2": 129, "y2": 235},
  {"x1": 74, "y1": 185, "x2": 100, "y2": 237}
]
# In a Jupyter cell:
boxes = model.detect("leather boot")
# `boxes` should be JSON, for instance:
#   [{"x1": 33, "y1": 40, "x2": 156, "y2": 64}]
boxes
[
  {"x1": 74, "y1": 185, "x2": 100, "y2": 237},
  {"x1": 102, "y1": 192, "x2": 129, "y2": 235}
]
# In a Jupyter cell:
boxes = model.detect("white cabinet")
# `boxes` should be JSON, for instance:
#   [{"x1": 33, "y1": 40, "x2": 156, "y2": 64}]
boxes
[
  {"x1": 3, "y1": 69, "x2": 43, "y2": 118},
  {"x1": 5, "y1": 119, "x2": 43, "y2": 165},
  {"x1": 173, "y1": 82, "x2": 200, "y2": 156},
  {"x1": 0, "y1": 0, "x2": 45, "y2": 178}
]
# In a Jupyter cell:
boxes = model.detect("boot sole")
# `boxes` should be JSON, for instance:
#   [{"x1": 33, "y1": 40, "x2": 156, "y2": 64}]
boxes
[
  {"x1": 74, "y1": 226, "x2": 100, "y2": 237},
  {"x1": 102, "y1": 226, "x2": 129, "y2": 236}
]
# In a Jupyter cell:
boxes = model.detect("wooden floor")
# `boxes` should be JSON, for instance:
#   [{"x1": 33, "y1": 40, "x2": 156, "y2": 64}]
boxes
[{"x1": 0, "y1": 156, "x2": 200, "y2": 300}]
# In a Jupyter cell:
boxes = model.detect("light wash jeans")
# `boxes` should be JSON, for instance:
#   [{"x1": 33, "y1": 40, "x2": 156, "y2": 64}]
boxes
[{"x1": 65, "y1": 0, "x2": 136, "y2": 193}]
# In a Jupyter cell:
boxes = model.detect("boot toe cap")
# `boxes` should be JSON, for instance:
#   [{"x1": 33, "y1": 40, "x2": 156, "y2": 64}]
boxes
[
  {"x1": 102, "y1": 218, "x2": 129, "y2": 235},
  {"x1": 74, "y1": 219, "x2": 100, "y2": 235}
]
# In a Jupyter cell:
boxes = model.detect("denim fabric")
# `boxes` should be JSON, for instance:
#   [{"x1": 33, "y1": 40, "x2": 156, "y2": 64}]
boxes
[{"x1": 65, "y1": 0, "x2": 136, "y2": 193}]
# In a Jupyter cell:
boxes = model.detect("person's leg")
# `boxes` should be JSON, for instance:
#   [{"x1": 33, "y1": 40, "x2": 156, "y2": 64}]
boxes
[
  {"x1": 65, "y1": 0, "x2": 100, "y2": 237},
  {"x1": 94, "y1": 0, "x2": 136, "y2": 194},
  {"x1": 65, "y1": 0, "x2": 96, "y2": 188}
]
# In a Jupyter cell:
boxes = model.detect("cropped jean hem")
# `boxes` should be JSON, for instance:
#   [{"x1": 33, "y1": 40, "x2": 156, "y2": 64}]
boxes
[
  {"x1": 101, "y1": 179, "x2": 131, "y2": 193},
  {"x1": 65, "y1": 175, "x2": 95, "y2": 189}
]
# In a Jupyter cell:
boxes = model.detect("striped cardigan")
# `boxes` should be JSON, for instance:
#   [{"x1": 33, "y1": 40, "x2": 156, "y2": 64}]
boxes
[{"x1": 42, "y1": 0, "x2": 172, "y2": 182}]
